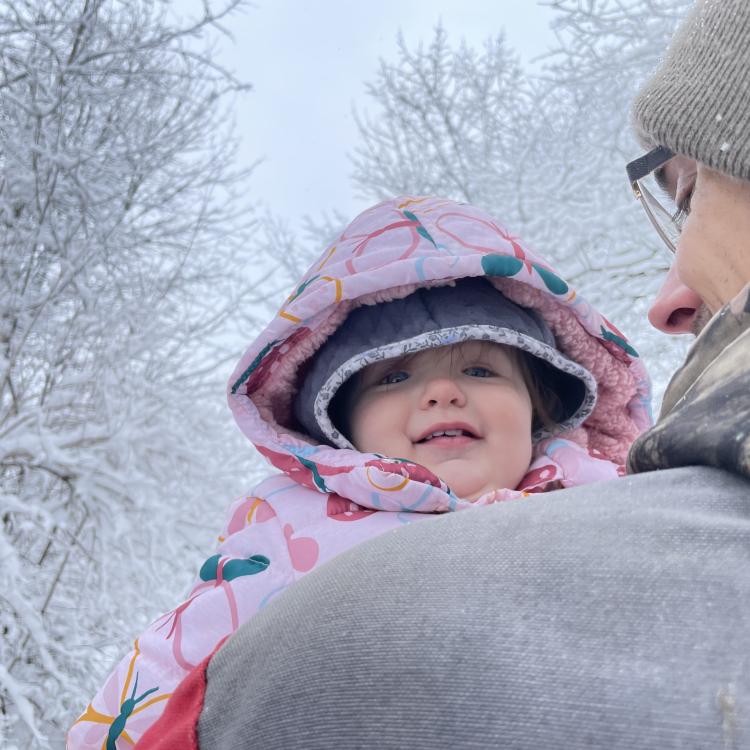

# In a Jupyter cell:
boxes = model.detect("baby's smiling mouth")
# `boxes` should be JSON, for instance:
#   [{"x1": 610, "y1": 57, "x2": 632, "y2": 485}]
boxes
[{"x1": 415, "y1": 425, "x2": 480, "y2": 444}]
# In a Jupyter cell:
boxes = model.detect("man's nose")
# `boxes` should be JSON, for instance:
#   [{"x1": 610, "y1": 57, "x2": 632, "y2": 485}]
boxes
[
  {"x1": 420, "y1": 377, "x2": 467, "y2": 409},
  {"x1": 648, "y1": 263, "x2": 705, "y2": 334}
]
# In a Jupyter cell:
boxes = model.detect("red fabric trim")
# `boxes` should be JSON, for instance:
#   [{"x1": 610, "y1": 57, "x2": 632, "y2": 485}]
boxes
[{"x1": 135, "y1": 637, "x2": 229, "y2": 750}]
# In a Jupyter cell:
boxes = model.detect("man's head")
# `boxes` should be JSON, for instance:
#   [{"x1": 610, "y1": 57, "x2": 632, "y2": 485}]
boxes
[
  {"x1": 640, "y1": 154, "x2": 750, "y2": 333},
  {"x1": 629, "y1": 0, "x2": 750, "y2": 333}
]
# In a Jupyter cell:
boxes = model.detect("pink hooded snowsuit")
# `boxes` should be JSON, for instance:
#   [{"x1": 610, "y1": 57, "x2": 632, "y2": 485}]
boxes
[{"x1": 68, "y1": 196, "x2": 651, "y2": 749}]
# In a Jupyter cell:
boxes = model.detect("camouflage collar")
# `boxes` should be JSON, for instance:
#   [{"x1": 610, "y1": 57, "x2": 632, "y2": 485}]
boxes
[{"x1": 628, "y1": 285, "x2": 750, "y2": 479}]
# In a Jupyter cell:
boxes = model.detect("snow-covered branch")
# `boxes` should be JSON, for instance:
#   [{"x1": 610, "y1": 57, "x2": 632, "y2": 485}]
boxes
[
  {"x1": 351, "y1": 1, "x2": 692, "y2": 397},
  {"x1": 0, "y1": 0, "x2": 273, "y2": 744}
]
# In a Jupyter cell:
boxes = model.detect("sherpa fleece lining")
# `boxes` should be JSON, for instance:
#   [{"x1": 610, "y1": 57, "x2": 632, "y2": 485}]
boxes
[{"x1": 314, "y1": 324, "x2": 598, "y2": 448}]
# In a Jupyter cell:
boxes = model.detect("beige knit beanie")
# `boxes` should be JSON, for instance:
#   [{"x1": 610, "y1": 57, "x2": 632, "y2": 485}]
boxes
[{"x1": 632, "y1": 0, "x2": 750, "y2": 181}]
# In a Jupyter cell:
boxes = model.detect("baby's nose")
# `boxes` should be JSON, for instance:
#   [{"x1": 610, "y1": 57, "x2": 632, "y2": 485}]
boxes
[{"x1": 420, "y1": 377, "x2": 467, "y2": 408}]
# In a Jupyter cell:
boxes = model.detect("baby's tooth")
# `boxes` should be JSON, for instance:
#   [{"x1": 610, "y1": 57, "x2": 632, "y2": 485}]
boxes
[{"x1": 424, "y1": 429, "x2": 467, "y2": 440}]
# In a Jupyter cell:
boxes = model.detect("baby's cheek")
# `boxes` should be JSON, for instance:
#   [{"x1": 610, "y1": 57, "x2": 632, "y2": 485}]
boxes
[
  {"x1": 348, "y1": 399, "x2": 372, "y2": 450},
  {"x1": 499, "y1": 428, "x2": 534, "y2": 487},
  {"x1": 349, "y1": 402, "x2": 390, "y2": 454}
]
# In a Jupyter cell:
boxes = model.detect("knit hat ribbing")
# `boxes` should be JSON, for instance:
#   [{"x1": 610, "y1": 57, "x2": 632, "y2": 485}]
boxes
[{"x1": 631, "y1": 0, "x2": 750, "y2": 181}]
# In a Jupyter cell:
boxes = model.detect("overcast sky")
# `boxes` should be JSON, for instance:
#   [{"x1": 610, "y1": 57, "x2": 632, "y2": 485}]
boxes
[{"x1": 197, "y1": 1, "x2": 558, "y2": 229}]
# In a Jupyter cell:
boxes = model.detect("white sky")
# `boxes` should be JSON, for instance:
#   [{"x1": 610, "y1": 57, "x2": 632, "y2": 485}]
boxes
[{"x1": 199, "y1": 1, "x2": 558, "y2": 229}]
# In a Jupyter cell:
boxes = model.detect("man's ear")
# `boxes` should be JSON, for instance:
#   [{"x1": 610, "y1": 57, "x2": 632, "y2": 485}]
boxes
[{"x1": 648, "y1": 263, "x2": 707, "y2": 335}]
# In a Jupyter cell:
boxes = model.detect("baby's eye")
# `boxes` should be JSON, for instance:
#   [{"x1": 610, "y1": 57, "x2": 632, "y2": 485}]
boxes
[
  {"x1": 379, "y1": 370, "x2": 409, "y2": 385},
  {"x1": 463, "y1": 366, "x2": 494, "y2": 378}
]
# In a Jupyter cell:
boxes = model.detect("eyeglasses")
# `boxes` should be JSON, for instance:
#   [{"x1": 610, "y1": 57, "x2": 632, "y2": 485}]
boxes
[{"x1": 626, "y1": 145, "x2": 680, "y2": 255}]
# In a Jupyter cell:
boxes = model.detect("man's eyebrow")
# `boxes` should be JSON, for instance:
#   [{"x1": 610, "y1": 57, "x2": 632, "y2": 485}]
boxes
[{"x1": 654, "y1": 165, "x2": 670, "y2": 194}]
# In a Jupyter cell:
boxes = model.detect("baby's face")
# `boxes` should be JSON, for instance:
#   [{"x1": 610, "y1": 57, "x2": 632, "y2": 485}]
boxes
[{"x1": 349, "y1": 341, "x2": 533, "y2": 500}]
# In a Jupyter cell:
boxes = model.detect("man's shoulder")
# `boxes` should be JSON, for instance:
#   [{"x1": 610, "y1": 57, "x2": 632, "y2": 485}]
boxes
[
  {"x1": 410, "y1": 466, "x2": 750, "y2": 550},
  {"x1": 540, "y1": 465, "x2": 749, "y2": 514}
]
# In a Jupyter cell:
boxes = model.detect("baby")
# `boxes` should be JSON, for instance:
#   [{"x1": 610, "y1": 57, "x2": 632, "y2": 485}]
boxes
[{"x1": 68, "y1": 196, "x2": 650, "y2": 749}]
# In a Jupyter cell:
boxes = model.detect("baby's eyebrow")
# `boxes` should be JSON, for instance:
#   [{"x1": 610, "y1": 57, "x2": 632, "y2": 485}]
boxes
[
  {"x1": 360, "y1": 357, "x2": 406, "y2": 384},
  {"x1": 383, "y1": 352, "x2": 418, "y2": 369}
]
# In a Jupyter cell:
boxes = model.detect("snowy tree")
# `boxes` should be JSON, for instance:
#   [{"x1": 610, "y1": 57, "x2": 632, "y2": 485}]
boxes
[
  {"x1": 352, "y1": 27, "x2": 531, "y2": 212},
  {"x1": 352, "y1": 0, "x2": 693, "y2": 398},
  {"x1": 533, "y1": 0, "x2": 692, "y2": 382},
  {"x1": 0, "y1": 0, "x2": 706, "y2": 745},
  {"x1": 0, "y1": 1, "x2": 277, "y2": 745}
]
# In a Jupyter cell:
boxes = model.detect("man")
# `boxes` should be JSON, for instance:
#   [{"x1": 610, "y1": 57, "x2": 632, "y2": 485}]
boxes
[{"x1": 138, "y1": 1, "x2": 750, "y2": 747}]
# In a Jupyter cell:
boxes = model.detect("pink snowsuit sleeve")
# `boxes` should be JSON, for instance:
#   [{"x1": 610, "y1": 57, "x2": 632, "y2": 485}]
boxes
[{"x1": 66, "y1": 496, "x2": 295, "y2": 750}]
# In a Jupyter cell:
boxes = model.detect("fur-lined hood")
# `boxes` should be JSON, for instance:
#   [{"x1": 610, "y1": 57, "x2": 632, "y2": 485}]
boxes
[{"x1": 228, "y1": 196, "x2": 651, "y2": 510}]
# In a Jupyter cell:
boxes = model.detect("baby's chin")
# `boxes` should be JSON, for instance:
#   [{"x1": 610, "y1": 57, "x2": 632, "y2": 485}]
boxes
[
  {"x1": 460, "y1": 483, "x2": 501, "y2": 502},
  {"x1": 436, "y1": 468, "x2": 524, "y2": 502}
]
